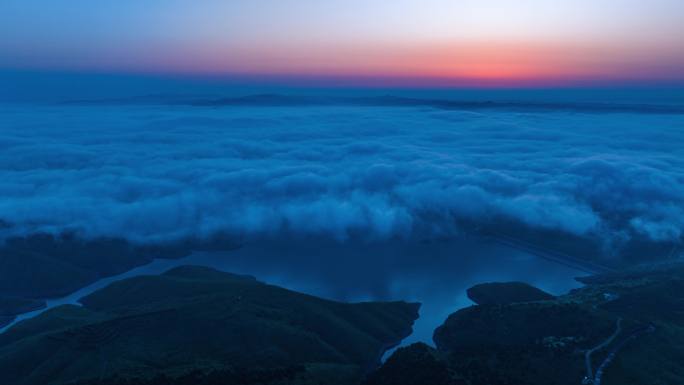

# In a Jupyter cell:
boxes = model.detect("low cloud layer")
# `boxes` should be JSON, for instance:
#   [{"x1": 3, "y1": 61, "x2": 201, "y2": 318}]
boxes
[{"x1": 0, "y1": 101, "x2": 682, "y2": 251}]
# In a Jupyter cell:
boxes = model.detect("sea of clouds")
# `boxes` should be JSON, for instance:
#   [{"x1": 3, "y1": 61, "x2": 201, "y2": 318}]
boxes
[{"x1": 0, "y1": 102, "x2": 682, "y2": 251}]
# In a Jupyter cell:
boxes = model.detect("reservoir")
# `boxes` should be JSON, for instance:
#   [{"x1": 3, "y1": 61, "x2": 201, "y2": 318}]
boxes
[{"x1": 1, "y1": 236, "x2": 585, "y2": 346}]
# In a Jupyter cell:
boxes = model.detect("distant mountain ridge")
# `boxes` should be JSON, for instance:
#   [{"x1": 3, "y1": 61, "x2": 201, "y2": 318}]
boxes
[{"x1": 61, "y1": 93, "x2": 684, "y2": 114}]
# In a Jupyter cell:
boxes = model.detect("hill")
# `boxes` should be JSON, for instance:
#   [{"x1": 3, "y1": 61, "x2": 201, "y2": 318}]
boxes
[
  {"x1": 0, "y1": 266, "x2": 419, "y2": 385},
  {"x1": 465, "y1": 282, "x2": 555, "y2": 305},
  {"x1": 366, "y1": 264, "x2": 684, "y2": 385}
]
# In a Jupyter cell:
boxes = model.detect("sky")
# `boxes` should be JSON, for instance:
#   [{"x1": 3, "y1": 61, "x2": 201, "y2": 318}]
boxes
[{"x1": 1, "y1": 0, "x2": 683, "y2": 87}]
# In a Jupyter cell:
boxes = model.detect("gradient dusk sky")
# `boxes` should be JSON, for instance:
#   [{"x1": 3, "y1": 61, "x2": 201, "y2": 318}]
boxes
[{"x1": 1, "y1": 0, "x2": 683, "y2": 86}]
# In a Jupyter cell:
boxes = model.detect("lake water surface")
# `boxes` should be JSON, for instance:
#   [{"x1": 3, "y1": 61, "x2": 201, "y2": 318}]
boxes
[{"x1": 1, "y1": 237, "x2": 584, "y2": 348}]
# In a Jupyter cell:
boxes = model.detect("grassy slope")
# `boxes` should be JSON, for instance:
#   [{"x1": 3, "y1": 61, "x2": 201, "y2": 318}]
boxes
[
  {"x1": 0, "y1": 296, "x2": 47, "y2": 329},
  {"x1": 0, "y1": 234, "x2": 198, "y2": 300},
  {"x1": 0, "y1": 297, "x2": 46, "y2": 317},
  {"x1": 0, "y1": 266, "x2": 419, "y2": 385}
]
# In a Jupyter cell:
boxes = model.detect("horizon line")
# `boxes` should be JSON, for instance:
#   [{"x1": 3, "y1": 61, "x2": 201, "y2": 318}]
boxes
[{"x1": 3, "y1": 67, "x2": 684, "y2": 90}]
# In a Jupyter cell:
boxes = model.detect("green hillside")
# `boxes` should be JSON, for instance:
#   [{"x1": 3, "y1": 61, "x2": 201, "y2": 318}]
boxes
[
  {"x1": 366, "y1": 264, "x2": 684, "y2": 385},
  {"x1": 0, "y1": 266, "x2": 419, "y2": 385},
  {"x1": 0, "y1": 296, "x2": 46, "y2": 328}
]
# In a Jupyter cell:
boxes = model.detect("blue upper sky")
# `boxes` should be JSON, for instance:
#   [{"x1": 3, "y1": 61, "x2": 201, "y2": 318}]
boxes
[{"x1": 1, "y1": 0, "x2": 683, "y2": 87}]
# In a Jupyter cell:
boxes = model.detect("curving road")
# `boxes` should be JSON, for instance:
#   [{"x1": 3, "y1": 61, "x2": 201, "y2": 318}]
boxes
[
  {"x1": 592, "y1": 323, "x2": 656, "y2": 385},
  {"x1": 582, "y1": 319, "x2": 656, "y2": 385},
  {"x1": 583, "y1": 318, "x2": 623, "y2": 384}
]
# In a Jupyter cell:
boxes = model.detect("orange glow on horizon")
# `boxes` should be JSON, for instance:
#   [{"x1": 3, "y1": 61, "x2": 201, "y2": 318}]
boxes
[
  {"x1": 115, "y1": 39, "x2": 680, "y2": 86},
  {"x1": 43, "y1": 38, "x2": 684, "y2": 87}
]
